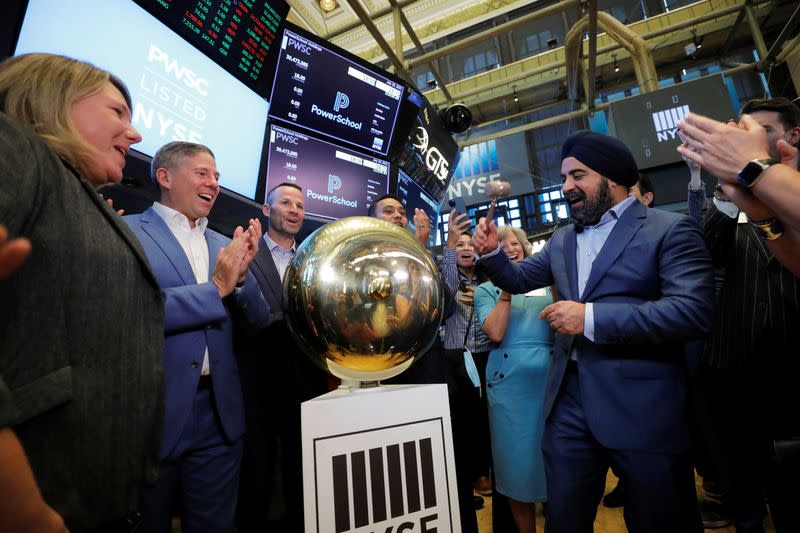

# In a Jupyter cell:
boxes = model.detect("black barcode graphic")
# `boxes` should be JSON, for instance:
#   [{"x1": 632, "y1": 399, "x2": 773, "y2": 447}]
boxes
[
  {"x1": 331, "y1": 438, "x2": 437, "y2": 532},
  {"x1": 652, "y1": 105, "x2": 690, "y2": 133}
]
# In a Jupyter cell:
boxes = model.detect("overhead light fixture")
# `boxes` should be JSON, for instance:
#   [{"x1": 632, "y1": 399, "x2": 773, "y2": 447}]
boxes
[
  {"x1": 320, "y1": 0, "x2": 337, "y2": 12},
  {"x1": 685, "y1": 30, "x2": 703, "y2": 57},
  {"x1": 612, "y1": 54, "x2": 620, "y2": 73},
  {"x1": 693, "y1": 30, "x2": 703, "y2": 49},
  {"x1": 513, "y1": 86, "x2": 519, "y2": 103}
]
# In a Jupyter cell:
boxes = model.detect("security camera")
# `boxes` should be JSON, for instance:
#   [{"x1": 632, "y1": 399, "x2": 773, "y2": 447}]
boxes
[{"x1": 438, "y1": 104, "x2": 472, "y2": 134}]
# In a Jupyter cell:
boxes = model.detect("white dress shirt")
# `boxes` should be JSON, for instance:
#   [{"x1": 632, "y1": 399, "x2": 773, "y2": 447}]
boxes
[
  {"x1": 152, "y1": 202, "x2": 213, "y2": 375},
  {"x1": 263, "y1": 233, "x2": 296, "y2": 282}
]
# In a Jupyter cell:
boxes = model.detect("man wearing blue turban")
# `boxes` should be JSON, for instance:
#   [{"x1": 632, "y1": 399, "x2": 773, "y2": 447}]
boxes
[{"x1": 472, "y1": 131, "x2": 714, "y2": 533}]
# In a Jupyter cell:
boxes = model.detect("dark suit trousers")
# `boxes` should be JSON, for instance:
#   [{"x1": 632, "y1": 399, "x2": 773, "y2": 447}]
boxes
[
  {"x1": 141, "y1": 383, "x2": 243, "y2": 533},
  {"x1": 542, "y1": 365, "x2": 701, "y2": 533}
]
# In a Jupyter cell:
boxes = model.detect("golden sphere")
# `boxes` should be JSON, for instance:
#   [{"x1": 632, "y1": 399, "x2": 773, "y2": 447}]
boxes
[{"x1": 283, "y1": 217, "x2": 444, "y2": 384}]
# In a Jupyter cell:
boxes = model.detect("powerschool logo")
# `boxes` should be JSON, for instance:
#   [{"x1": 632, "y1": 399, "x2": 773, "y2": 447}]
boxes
[
  {"x1": 334, "y1": 92, "x2": 350, "y2": 112},
  {"x1": 329, "y1": 438, "x2": 440, "y2": 533},
  {"x1": 328, "y1": 174, "x2": 343, "y2": 194},
  {"x1": 310, "y1": 92, "x2": 362, "y2": 131},
  {"x1": 651, "y1": 104, "x2": 690, "y2": 142}
]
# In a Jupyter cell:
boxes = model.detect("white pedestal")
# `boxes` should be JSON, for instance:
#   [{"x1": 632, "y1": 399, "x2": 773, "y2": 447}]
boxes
[{"x1": 301, "y1": 384, "x2": 461, "y2": 533}]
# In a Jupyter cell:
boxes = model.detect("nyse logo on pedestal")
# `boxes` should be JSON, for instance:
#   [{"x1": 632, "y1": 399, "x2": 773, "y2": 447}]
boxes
[
  {"x1": 312, "y1": 419, "x2": 455, "y2": 533},
  {"x1": 330, "y1": 439, "x2": 439, "y2": 533}
]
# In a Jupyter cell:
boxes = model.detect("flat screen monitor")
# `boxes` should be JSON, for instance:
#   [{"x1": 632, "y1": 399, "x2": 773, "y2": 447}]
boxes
[
  {"x1": 396, "y1": 169, "x2": 439, "y2": 247},
  {"x1": 394, "y1": 90, "x2": 460, "y2": 203},
  {"x1": 607, "y1": 74, "x2": 734, "y2": 169},
  {"x1": 15, "y1": 0, "x2": 270, "y2": 200},
  {"x1": 268, "y1": 25, "x2": 404, "y2": 156},
  {"x1": 131, "y1": 0, "x2": 289, "y2": 96},
  {"x1": 265, "y1": 123, "x2": 390, "y2": 220}
]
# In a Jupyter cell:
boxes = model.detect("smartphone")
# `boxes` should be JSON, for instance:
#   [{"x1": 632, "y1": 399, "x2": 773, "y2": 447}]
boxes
[{"x1": 448, "y1": 196, "x2": 468, "y2": 217}]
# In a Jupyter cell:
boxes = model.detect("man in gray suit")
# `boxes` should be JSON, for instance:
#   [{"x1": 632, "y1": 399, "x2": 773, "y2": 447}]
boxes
[{"x1": 237, "y1": 182, "x2": 328, "y2": 532}]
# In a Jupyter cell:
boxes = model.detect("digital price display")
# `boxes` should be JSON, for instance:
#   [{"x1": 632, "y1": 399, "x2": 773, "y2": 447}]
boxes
[
  {"x1": 265, "y1": 124, "x2": 390, "y2": 220},
  {"x1": 133, "y1": 0, "x2": 289, "y2": 95},
  {"x1": 397, "y1": 169, "x2": 440, "y2": 247},
  {"x1": 268, "y1": 27, "x2": 404, "y2": 156}
]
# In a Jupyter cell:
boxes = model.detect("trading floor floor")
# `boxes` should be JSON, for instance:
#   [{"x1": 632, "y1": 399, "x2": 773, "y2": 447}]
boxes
[
  {"x1": 167, "y1": 470, "x2": 777, "y2": 532},
  {"x1": 475, "y1": 470, "x2": 777, "y2": 533}
]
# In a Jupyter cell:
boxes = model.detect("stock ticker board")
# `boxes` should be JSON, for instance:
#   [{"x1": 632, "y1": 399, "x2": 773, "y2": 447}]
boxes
[{"x1": 134, "y1": 0, "x2": 289, "y2": 96}]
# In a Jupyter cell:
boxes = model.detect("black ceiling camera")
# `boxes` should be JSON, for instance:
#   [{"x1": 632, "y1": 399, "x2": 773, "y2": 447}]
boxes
[{"x1": 438, "y1": 104, "x2": 473, "y2": 134}]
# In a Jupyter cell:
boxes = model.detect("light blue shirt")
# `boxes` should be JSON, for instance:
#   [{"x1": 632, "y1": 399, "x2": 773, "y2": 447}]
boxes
[
  {"x1": 578, "y1": 194, "x2": 637, "y2": 342},
  {"x1": 263, "y1": 233, "x2": 296, "y2": 282}
]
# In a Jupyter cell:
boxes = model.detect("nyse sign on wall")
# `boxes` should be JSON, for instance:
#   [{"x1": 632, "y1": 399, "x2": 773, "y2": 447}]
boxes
[
  {"x1": 302, "y1": 385, "x2": 460, "y2": 533},
  {"x1": 607, "y1": 74, "x2": 733, "y2": 169},
  {"x1": 445, "y1": 132, "x2": 534, "y2": 207}
]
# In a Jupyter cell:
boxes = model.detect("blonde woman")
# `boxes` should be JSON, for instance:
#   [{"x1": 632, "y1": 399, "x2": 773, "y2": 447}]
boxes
[
  {"x1": 0, "y1": 54, "x2": 164, "y2": 531},
  {"x1": 474, "y1": 226, "x2": 554, "y2": 533}
]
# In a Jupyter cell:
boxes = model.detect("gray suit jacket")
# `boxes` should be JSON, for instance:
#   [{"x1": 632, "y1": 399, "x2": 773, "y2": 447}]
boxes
[{"x1": 0, "y1": 112, "x2": 165, "y2": 530}]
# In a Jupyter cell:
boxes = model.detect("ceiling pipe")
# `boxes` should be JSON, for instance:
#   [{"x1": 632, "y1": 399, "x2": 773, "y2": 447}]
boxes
[
  {"x1": 720, "y1": 0, "x2": 750, "y2": 57},
  {"x1": 586, "y1": 0, "x2": 599, "y2": 109},
  {"x1": 388, "y1": 0, "x2": 453, "y2": 101},
  {"x1": 341, "y1": 0, "x2": 415, "y2": 85},
  {"x1": 406, "y1": 0, "x2": 582, "y2": 69},
  {"x1": 433, "y1": 1, "x2": 760, "y2": 107},
  {"x1": 325, "y1": 0, "x2": 419, "y2": 40},
  {"x1": 565, "y1": 10, "x2": 659, "y2": 100},
  {"x1": 744, "y1": 2, "x2": 769, "y2": 59},
  {"x1": 459, "y1": 62, "x2": 758, "y2": 148},
  {"x1": 762, "y1": 2, "x2": 800, "y2": 65}
]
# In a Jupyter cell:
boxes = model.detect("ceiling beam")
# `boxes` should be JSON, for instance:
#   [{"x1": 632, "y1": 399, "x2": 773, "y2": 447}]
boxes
[
  {"x1": 325, "y1": 0, "x2": 420, "y2": 39},
  {"x1": 458, "y1": 62, "x2": 759, "y2": 148},
  {"x1": 406, "y1": 0, "x2": 582, "y2": 69},
  {"x1": 342, "y1": 0, "x2": 415, "y2": 84},
  {"x1": 388, "y1": 0, "x2": 453, "y2": 101},
  {"x1": 426, "y1": 0, "x2": 766, "y2": 108}
]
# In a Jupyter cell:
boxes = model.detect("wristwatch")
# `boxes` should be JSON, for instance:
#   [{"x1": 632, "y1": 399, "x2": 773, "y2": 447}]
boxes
[
  {"x1": 736, "y1": 158, "x2": 775, "y2": 189},
  {"x1": 748, "y1": 216, "x2": 784, "y2": 241}
]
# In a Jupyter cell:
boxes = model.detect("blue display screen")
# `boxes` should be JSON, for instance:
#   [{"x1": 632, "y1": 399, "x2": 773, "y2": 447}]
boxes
[
  {"x1": 15, "y1": 0, "x2": 269, "y2": 200},
  {"x1": 265, "y1": 123, "x2": 390, "y2": 220},
  {"x1": 397, "y1": 169, "x2": 440, "y2": 247},
  {"x1": 268, "y1": 28, "x2": 404, "y2": 156}
]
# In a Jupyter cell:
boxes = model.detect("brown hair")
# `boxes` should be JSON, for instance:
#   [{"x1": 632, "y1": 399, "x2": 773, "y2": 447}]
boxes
[
  {"x1": 0, "y1": 53, "x2": 132, "y2": 176},
  {"x1": 498, "y1": 226, "x2": 532, "y2": 257}
]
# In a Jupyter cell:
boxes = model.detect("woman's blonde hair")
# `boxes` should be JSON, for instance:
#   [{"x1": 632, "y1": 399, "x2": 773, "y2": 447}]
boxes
[
  {"x1": 0, "y1": 53, "x2": 131, "y2": 175},
  {"x1": 498, "y1": 225, "x2": 532, "y2": 258}
]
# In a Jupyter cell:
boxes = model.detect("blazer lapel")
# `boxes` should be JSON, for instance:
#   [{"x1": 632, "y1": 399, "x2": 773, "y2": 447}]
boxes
[
  {"x1": 140, "y1": 208, "x2": 197, "y2": 285},
  {"x1": 580, "y1": 201, "x2": 645, "y2": 301},
  {"x1": 68, "y1": 166, "x2": 161, "y2": 288},
  {"x1": 205, "y1": 230, "x2": 225, "y2": 281},
  {"x1": 253, "y1": 246, "x2": 283, "y2": 305},
  {"x1": 563, "y1": 227, "x2": 579, "y2": 301}
]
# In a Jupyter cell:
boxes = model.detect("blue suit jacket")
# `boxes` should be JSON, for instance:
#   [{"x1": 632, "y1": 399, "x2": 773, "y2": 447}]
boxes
[
  {"x1": 124, "y1": 207, "x2": 270, "y2": 457},
  {"x1": 480, "y1": 201, "x2": 713, "y2": 453}
]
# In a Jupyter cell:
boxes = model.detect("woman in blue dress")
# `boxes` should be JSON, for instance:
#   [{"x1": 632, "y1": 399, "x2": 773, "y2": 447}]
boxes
[{"x1": 474, "y1": 226, "x2": 554, "y2": 533}]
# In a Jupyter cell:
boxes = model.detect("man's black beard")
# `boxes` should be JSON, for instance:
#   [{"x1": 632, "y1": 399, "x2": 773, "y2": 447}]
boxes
[{"x1": 568, "y1": 178, "x2": 614, "y2": 227}]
